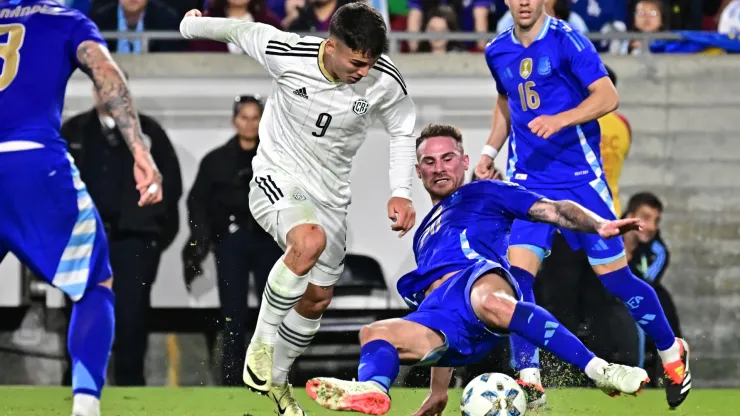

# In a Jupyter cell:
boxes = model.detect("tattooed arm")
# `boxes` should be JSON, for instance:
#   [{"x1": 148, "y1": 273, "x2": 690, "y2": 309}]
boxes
[
  {"x1": 76, "y1": 40, "x2": 147, "y2": 154},
  {"x1": 75, "y1": 40, "x2": 163, "y2": 206},
  {"x1": 527, "y1": 199, "x2": 607, "y2": 233}
]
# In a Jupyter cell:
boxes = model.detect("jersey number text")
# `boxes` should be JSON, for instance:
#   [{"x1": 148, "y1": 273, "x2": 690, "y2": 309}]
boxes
[
  {"x1": 517, "y1": 81, "x2": 540, "y2": 111},
  {"x1": 0, "y1": 24, "x2": 26, "y2": 91},
  {"x1": 312, "y1": 112, "x2": 333, "y2": 137}
]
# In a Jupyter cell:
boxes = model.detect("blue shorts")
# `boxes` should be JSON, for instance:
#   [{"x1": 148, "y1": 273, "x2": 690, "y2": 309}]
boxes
[
  {"x1": 510, "y1": 180, "x2": 626, "y2": 265},
  {"x1": 0, "y1": 148, "x2": 112, "y2": 302},
  {"x1": 402, "y1": 261, "x2": 521, "y2": 367}
]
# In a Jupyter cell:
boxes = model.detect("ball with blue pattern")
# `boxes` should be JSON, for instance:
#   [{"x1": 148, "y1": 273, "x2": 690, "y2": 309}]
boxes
[{"x1": 460, "y1": 372, "x2": 527, "y2": 416}]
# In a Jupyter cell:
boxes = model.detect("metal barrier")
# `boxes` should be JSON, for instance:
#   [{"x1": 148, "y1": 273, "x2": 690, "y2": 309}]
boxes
[{"x1": 101, "y1": 29, "x2": 684, "y2": 55}]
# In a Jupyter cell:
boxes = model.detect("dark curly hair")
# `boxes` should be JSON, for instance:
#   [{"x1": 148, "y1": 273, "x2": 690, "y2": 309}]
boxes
[{"x1": 329, "y1": 2, "x2": 388, "y2": 58}]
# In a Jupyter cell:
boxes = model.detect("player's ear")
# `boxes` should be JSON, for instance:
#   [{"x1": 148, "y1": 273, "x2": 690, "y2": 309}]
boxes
[
  {"x1": 415, "y1": 164, "x2": 421, "y2": 178},
  {"x1": 325, "y1": 38, "x2": 336, "y2": 56},
  {"x1": 463, "y1": 154, "x2": 470, "y2": 170}
]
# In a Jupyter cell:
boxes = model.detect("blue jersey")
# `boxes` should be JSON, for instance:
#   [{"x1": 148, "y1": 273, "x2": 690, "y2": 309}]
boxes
[
  {"x1": 0, "y1": 0, "x2": 104, "y2": 151},
  {"x1": 485, "y1": 16, "x2": 609, "y2": 188},
  {"x1": 397, "y1": 180, "x2": 544, "y2": 306}
]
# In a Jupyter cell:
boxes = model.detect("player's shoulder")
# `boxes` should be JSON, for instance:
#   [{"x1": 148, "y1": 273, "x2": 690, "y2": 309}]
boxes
[
  {"x1": 265, "y1": 32, "x2": 321, "y2": 61},
  {"x1": 369, "y1": 54, "x2": 408, "y2": 96},
  {"x1": 545, "y1": 16, "x2": 591, "y2": 49},
  {"x1": 463, "y1": 179, "x2": 523, "y2": 195},
  {"x1": 485, "y1": 27, "x2": 515, "y2": 57}
]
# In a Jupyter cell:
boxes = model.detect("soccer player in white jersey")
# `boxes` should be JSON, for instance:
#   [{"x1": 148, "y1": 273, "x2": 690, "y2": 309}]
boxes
[{"x1": 180, "y1": 3, "x2": 416, "y2": 415}]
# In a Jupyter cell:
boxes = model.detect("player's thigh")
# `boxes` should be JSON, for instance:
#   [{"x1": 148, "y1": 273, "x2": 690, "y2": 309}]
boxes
[
  {"x1": 249, "y1": 171, "x2": 322, "y2": 251},
  {"x1": 0, "y1": 150, "x2": 112, "y2": 302},
  {"x1": 469, "y1": 269, "x2": 519, "y2": 330},
  {"x1": 308, "y1": 203, "x2": 347, "y2": 287},
  {"x1": 557, "y1": 182, "x2": 626, "y2": 269},
  {"x1": 360, "y1": 317, "x2": 445, "y2": 362}
]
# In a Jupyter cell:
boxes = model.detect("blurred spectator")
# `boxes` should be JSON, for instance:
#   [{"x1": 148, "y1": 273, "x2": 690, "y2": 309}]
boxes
[
  {"x1": 61, "y1": 74, "x2": 183, "y2": 386},
  {"x1": 90, "y1": 0, "x2": 185, "y2": 53},
  {"x1": 189, "y1": 0, "x2": 282, "y2": 52},
  {"x1": 718, "y1": 0, "x2": 740, "y2": 34},
  {"x1": 496, "y1": 0, "x2": 588, "y2": 33},
  {"x1": 182, "y1": 95, "x2": 282, "y2": 386},
  {"x1": 705, "y1": 0, "x2": 735, "y2": 30},
  {"x1": 288, "y1": 0, "x2": 355, "y2": 32},
  {"x1": 569, "y1": 0, "x2": 628, "y2": 53},
  {"x1": 407, "y1": 0, "x2": 493, "y2": 52},
  {"x1": 627, "y1": 0, "x2": 666, "y2": 54},
  {"x1": 418, "y1": 5, "x2": 465, "y2": 54},
  {"x1": 598, "y1": 66, "x2": 631, "y2": 217}
]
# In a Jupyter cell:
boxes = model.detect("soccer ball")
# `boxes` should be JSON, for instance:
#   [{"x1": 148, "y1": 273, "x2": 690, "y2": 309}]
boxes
[{"x1": 460, "y1": 372, "x2": 527, "y2": 416}]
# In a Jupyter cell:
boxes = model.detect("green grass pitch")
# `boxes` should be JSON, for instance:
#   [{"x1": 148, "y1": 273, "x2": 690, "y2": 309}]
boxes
[{"x1": 1, "y1": 387, "x2": 739, "y2": 415}]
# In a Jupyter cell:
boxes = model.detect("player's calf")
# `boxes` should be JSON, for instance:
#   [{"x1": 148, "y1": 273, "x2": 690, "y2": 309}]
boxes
[
  {"x1": 70, "y1": 279, "x2": 115, "y2": 416},
  {"x1": 284, "y1": 223, "x2": 327, "y2": 276}
]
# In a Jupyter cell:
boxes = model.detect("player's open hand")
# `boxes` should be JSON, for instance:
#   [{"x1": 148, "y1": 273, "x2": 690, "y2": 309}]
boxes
[
  {"x1": 474, "y1": 154, "x2": 496, "y2": 179},
  {"x1": 184, "y1": 9, "x2": 202, "y2": 17},
  {"x1": 133, "y1": 148, "x2": 163, "y2": 206},
  {"x1": 412, "y1": 392, "x2": 448, "y2": 416},
  {"x1": 388, "y1": 197, "x2": 416, "y2": 238},
  {"x1": 528, "y1": 114, "x2": 567, "y2": 139},
  {"x1": 597, "y1": 218, "x2": 643, "y2": 238}
]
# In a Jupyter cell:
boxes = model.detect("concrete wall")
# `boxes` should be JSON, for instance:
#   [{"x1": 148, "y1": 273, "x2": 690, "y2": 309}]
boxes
[{"x1": 1, "y1": 53, "x2": 738, "y2": 386}]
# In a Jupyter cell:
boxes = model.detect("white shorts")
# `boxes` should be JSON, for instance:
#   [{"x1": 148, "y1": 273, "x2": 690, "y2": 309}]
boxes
[{"x1": 249, "y1": 170, "x2": 347, "y2": 286}]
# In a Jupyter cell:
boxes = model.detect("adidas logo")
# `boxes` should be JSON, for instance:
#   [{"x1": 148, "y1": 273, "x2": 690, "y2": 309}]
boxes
[{"x1": 293, "y1": 87, "x2": 308, "y2": 99}]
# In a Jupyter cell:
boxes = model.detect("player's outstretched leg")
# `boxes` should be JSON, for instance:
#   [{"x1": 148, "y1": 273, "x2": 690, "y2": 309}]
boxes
[
  {"x1": 471, "y1": 272, "x2": 650, "y2": 397},
  {"x1": 69, "y1": 281, "x2": 115, "y2": 416},
  {"x1": 597, "y1": 265, "x2": 691, "y2": 407},
  {"x1": 507, "y1": 265, "x2": 545, "y2": 409},
  {"x1": 245, "y1": 224, "x2": 324, "y2": 393},
  {"x1": 307, "y1": 319, "x2": 430, "y2": 415}
]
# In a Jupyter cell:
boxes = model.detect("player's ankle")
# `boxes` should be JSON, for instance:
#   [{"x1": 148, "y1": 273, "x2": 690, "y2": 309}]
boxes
[
  {"x1": 72, "y1": 393, "x2": 100, "y2": 416},
  {"x1": 658, "y1": 338, "x2": 681, "y2": 364},
  {"x1": 584, "y1": 357, "x2": 608, "y2": 381},
  {"x1": 366, "y1": 380, "x2": 390, "y2": 394}
]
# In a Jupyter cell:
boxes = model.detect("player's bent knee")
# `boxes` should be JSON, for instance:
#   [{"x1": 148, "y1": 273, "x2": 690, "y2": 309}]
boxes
[
  {"x1": 474, "y1": 290, "x2": 517, "y2": 329},
  {"x1": 286, "y1": 224, "x2": 327, "y2": 266},
  {"x1": 359, "y1": 322, "x2": 386, "y2": 345}
]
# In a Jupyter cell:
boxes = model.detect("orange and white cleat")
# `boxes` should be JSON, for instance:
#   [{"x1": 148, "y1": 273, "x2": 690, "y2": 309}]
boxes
[
  {"x1": 306, "y1": 377, "x2": 391, "y2": 415},
  {"x1": 595, "y1": 363, "x2": 650, "y2": 397},
  {"x1": 663, "y1": 338, "x2": 691, "y2": 409}
]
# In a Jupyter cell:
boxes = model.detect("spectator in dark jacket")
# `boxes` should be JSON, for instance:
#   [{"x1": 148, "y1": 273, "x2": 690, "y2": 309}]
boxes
[
  {"x1": 289, "y1": 0, "x2": 355, "y2": 32},
  {"x1": 90, "y1": 0, "x2": 186, "y2": 53},
  {"x1": 182, "y1": 95, "x2": 282, "y2": 386},
  {"x1": 61, "y1": 76, "x2": 183, "y2": 386}
]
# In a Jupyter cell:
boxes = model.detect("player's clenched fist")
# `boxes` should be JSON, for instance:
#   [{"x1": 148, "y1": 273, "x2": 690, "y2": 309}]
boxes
[
  {"x1": 388, "y1": 197, "x2": 416, "y2": 238},
  {"x1": 528, "y1": 114, "x2": 567, "y2": 139},
  {"x1": 474, "y1": 154, "x2": 496, "y2": 179},
  {"x1": 184, "y1": 9, "x2": 202, "y2": 17}
]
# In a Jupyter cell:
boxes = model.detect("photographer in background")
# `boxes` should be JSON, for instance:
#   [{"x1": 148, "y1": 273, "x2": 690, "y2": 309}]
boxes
[
  {"x1": 61, "y1": 75, "x2": 183, "y2": 386},
  {"x1": 182, "y1": 95, "x2": 282, "y2": 386}
]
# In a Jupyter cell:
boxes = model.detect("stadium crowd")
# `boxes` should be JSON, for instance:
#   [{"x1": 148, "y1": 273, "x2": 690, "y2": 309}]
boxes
[{"x1": 61, "y1": 0, "x2": 740, "y2": 55}]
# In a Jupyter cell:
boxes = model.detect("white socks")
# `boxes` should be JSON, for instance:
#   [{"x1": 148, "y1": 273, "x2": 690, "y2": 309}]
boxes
[
  {"x1": 519, "y1": 367, "x2": 542, "y2": 385},
  {"x1": 657, "y1": 338, "x2": 681, "y2": 364},
  {"x1": 72, "y1": 393, "x2": 100, "y2": 416},
  {"x1": 252, "y1": 257, "x2": 309, "y2": 346},
  {"x1": 272, "y1": 309, "x2": 321, "y2": 385},
  {"x1": 584, "y1": 357, "x2": 609, "y2": 381}
]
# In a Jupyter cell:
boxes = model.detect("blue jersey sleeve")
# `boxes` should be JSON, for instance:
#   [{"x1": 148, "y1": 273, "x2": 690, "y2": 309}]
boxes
[
  {"x1": 483, "y1": 181, "x2": 545, "y2": 220},
  {"x1": 485, "y1": 48, "x2": 507, "y2": 96},
  {"x1": 561, "y1": 28, "x2": 608, "y2": 90},
  {"x1": 68, "y1": 15, "x2": 106, "y2": 66}
]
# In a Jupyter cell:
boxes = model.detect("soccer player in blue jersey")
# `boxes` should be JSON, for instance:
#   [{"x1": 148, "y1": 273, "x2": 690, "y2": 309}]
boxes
[
  {"x1": 0, "y1": 1, "x2": 162, "y2": 415},
  {"x1": 474, "y1": 0, "x2": 691, "y2": 410},
  {"x1": 305, "y1": 124, "x2": 649, "y2": 416}
]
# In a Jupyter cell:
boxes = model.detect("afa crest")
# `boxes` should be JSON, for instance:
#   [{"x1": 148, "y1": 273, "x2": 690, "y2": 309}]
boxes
[
  {"x1": 537, "y1": 56, "x2": 551, "y2": 76},
  {"x1": 519, "y1": 58, "x2": 533, "y2": 79},
  {"x1": 352, "y1": 99, "x2": 369, "y2": 115}
]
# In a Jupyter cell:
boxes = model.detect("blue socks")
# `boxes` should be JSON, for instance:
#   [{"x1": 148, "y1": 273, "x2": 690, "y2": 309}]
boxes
[
  {"x1": 599, "y1": 266, "x2": 676, "y2": 350},
  {"x1": 509, "y1": 301, "x2": 595, "y2": 372},
  {"x1": 68, "y1": 285, "x2": 115, "y2": 398},
  {"x1": 358, "y1": 340, "x2": 399, "y2": 393},
  {"x1": 508, "y1": 267, "x2": 540, "y2": 372}
]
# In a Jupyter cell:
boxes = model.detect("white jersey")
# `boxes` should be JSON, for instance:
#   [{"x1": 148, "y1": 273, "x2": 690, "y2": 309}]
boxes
[{"x1": 181, "y1": 17, "x2": 417, "y2": 208}]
